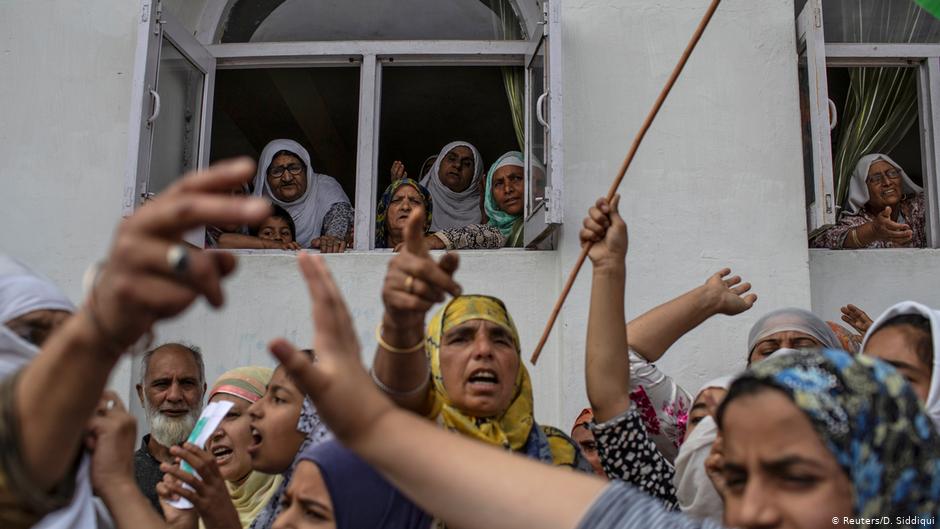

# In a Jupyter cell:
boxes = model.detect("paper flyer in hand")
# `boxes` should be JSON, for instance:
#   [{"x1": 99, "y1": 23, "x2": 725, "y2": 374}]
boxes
[{"x1": 166, "y1": 400, "x2": 234, "y2": 509}]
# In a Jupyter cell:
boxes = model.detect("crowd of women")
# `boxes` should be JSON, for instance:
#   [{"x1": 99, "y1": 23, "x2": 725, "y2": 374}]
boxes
[
  {"x1": 208, "y1": 138, "x2": 533, "y2": 252},
  {"x1": 0, "y1": 156, "x2": 938, "y2": 529}
]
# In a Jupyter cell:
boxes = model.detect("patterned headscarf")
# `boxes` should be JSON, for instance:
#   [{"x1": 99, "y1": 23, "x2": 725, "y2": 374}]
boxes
[
  {"x1": 726, "y1": 349, "x2": 940, "y2": 519},
  {"x1": 374, "y1": 178, "x2": 432, "y2": 249},
  {"x1": 248, "y1": 383, "x2": 330, "y2": 529},
  {"x1": 209, "y1": 366, "x2": 272, "y2": 404},
  {"x1": 425, "y1": 296, "x2": 583, "y2": 469}
]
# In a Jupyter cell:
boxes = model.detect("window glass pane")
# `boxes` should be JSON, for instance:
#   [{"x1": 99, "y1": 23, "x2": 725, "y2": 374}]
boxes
[
  {"x1": 822, "y1": 0, "x2": 940, "y2": 43},
  {"x1": 221, "y1": 0, "x2": 524, "y2": 43},
  {"x1": 209, "y1": 67, "x2": 361, "y2": 203},
  {"x1": 149, "y1": 40, "x2": 204, "y2": 195},
  {"x1": 798, "y1": 55, "x2": 818, "y2": 219},
  {"x1": 527, "y1": 42, "x2": 547, "y2": 216}
]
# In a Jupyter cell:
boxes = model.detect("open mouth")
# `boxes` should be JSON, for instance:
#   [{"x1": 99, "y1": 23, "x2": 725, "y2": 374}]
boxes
[
  {"x1": 882, "y1": 188, "x2": 897, "y2": 198},
  {"x1": 211, "y1": 445, "x2": 234, "y2": 464},
  {"x1": 247, "y1": 426, "x2": 264, "y2": 455},
  {"x1": 467, "y1": 368, "x2": 499, "y2": 388}
]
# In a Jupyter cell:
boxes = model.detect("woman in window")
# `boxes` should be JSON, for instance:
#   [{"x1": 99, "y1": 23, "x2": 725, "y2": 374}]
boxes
[
  {"x1": 811, "y1": 153, "x2": 926, "y2": 249},
  {"x1": 374, "y1": 178, "x2": 433, "y2": 249},
  {"x1": 419, "y1": 141, "x2": 484, "y2": 231},
  {"x1": 252, "y1": 139, "x2": 352, "y2": 253}
]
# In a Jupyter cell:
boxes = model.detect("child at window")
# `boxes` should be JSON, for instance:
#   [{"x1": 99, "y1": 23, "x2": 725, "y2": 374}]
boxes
[{"x1": 253, "y1": 205, "x2": 302, "y2": 250}]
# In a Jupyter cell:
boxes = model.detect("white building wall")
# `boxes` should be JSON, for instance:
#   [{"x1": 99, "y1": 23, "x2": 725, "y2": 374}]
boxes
[
  {"x1": 8, "y1": 0, "x2": 930, "y2": 434},
  {"x1": 810, "y1": 249, "x2": 940, "y2": 329}
]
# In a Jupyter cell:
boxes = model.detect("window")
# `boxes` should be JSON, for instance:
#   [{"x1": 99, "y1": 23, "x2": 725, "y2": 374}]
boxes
[
  {"x1": 798, "y1": 0, "x2": 940, "y2": 248},
  {"x1": 124, "y1": 0, "x2": 564, "y2": 250}
]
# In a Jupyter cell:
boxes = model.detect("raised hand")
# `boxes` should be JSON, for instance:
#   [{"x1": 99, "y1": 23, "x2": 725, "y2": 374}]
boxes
[
  {"x1": 86, "y1": 392, "x2": 137, "y2": 497},
  {"x1": 383, "y1": 210, "x2": 461, "y2": 329},
  {"x1": 580, "y1": 195, "x2": 627, "y2": 270},
  {"x1": 840, "y1": 304, "x2": 873, "y2": 334},
  {"x1": 91, "y1": 158, "x2": 271, "y2": 351},
  {"x1": 391, "y1": 160, "x2": 408, "y2": 180},
  {"x1": 158, "y1": 445, "x2": 241, "y2": 529},
  {"x1": 870, "y1": 206, "x2": 913, "y2": 245},
  {"x1": 270, "y1": 253, "x2": 393, "y2": 444},
  {"x1": 701, "y1": 268, "x2": 757, "y2": 316}
]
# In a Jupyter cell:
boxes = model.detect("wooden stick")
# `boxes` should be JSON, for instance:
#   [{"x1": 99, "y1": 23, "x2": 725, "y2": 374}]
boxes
[{"x1": 530, "y1": 0, "x2": 722, "y2": 365}]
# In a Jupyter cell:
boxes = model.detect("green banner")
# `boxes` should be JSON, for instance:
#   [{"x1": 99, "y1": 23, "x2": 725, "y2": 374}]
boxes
[{"x1": 916, "y1": 0, "x2": 940, "y2": 19}]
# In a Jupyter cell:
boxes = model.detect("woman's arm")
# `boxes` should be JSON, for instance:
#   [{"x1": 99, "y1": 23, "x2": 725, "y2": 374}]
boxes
[
  {"x1": 581, "y1": 196, "x2": 630, "y2": 422},
  {"x1": 372, "y1": 212, "x2": 462, "y2": 414},
  {"x1": 271, "y1": 253, "x2": 608, "y2": 529},
  {"x1": 433, "y1": 224, "x2": 506, "y2": 250},
  {"x1": 626, "y1": 269, "x2": 756, "y2": 363}
]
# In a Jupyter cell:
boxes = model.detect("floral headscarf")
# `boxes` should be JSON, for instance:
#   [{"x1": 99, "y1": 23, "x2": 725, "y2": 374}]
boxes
[
  {"x1": 374, "y1": 178, "x2": 432, "y2": 249},
  {"x1": 425, "y1": 296, "x2": 586, "y2": 470},
  {"x1": 727, "y1": 349, "x2": 940, "y2": 520}
]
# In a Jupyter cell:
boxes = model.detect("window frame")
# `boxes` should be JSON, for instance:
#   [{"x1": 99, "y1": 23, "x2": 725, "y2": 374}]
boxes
[
  {"x1": 127, "y1": 0, "x2": 563, "y2": 251},
  {"x1": 124, "y1": 1, "x2": 216, "y2": 215},
  {"x1": 800, "y1": 0, "x2": 940, "y2": 247}
]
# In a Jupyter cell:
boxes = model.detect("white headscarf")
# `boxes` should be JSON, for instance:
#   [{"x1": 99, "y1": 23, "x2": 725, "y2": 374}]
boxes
[
  {"x1": 0, "y1": 256, "x2": 74, "y2": 377},
  {"x1": 419, "y1": 141, "x2": 484, "y2": 231},
  {"x1": 747, "y1": 308, "x2": 841, "y2": 360},
  {"x1": 862, "y1": 301, "x2": 940, "y2": 432},
  {"x1": 845, "y1": 153, "x2": 923, "y2": 215},
  {"x1": 251, "y1": 139, "x2": 350, "y2": 248},
  {"x1": 673, "y1": 376, "x2": 735, "y2": 523},
  {"x1": 0, "y1": 257, "x2": 103, "y2": 529}
]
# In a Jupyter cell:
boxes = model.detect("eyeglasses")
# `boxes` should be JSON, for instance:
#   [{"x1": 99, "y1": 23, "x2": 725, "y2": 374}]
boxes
[
  {"x1": 866, "y1": 168, "x2": 901, "y2": 185},
  {"x1": 268, "y1": 164, "x2": 304, "y2": 178}
]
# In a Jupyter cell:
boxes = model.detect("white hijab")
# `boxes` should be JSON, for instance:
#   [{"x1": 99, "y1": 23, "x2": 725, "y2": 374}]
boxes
[
  {"x1": 747, "y1": 308, "x2": 841, "y2": 360},
  {"x1": 845, "y1": 153, "x2": 923, "y2": 215},
  {"x1": 0, "y1": 256, "x2": 74, "y2": 376},
  {"x1": 0, "y1": 256, "x2": 106, "y2": 529},
  {"x1": 251, "y1": 139, "x2": 350, "y2": 248},
  {"x1": 862, "y1": 301, "x2": 940, "y2": 432},
  {"x1": 673, "y1": 375, "x2": 735, "y2": 523},
  {"x1": 419, "y1": 141, "x2": 484, "y2": 231}
]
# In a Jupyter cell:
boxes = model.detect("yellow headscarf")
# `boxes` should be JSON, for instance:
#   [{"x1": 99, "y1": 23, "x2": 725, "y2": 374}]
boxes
[
  {"x1": 425, "y1": 296, "x2": 578, "y2": 467},
  {"x1": 201, "y1": 367, "x2": 284, "y2": 529}
]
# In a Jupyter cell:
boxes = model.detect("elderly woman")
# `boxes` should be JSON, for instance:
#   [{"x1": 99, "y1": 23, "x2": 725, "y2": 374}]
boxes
[
  {"x1": 746, "y1": 307, "x2": 841, "y2": 365},
  {"x1": 862, "y1": 301, "x2": 938, "y2": 431},
  {"x1": 811, "y1": 153, "x2": 926, "y2": 249},
  {"x1": 375, "y1": 178, "x2": 433, "y2": 249},
  {"x1": 419, "y1": 141, "x2": 484, "y2": 231},
  {"x1": 205, "y1": 367, "x2": 282, "y2": 528},
  {"x1": 426, "y1": 151, "x2": 525, "y2": 250},
  {"x1": 271, "y1": 253, "x2": 940, "y2": 529},
  {"x1": 252, "y1": 139, "x2": 352, "y2": 253},
  {"x1": 370, "y1": 227, "x2": 590, "y2": 470}
]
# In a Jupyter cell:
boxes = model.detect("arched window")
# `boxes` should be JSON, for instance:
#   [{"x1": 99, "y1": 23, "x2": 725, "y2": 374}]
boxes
[{"x1": 125, "y1": 0, "x2": 564, "y2": 250}]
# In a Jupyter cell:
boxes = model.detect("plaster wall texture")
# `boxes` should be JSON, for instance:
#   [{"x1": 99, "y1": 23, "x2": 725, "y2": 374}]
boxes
[
  {"x1": 809, "y1": 249, "x2": 940, "y2": 330},
  {"x1": 0, "y1": 0, "x2": 896, "y2": 434}
]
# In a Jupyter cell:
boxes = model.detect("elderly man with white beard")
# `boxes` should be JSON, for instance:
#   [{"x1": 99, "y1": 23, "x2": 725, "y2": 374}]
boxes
[{"x1": 133, "y1": 342, "x2": 206, "y2": 511}]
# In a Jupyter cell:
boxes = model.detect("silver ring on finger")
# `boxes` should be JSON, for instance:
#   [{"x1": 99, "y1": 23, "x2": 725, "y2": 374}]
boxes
[{"x1": 166, "y1": 244, "x2": 190, "y2": 277}]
